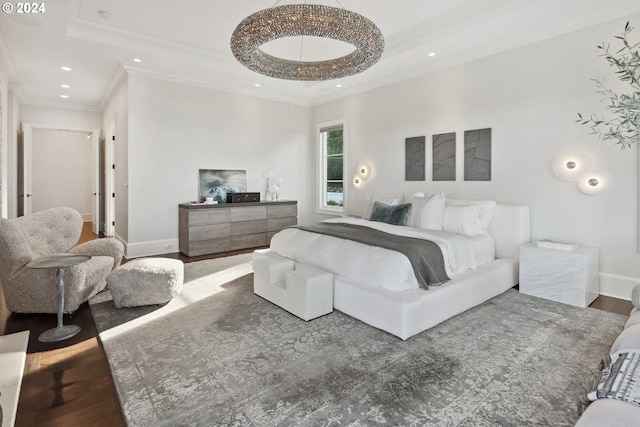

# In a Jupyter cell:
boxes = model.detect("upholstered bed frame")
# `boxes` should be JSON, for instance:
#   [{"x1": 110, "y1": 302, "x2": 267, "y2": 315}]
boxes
[{"x1": 259, "y1": 204, "x2": 530, "y2": 340}]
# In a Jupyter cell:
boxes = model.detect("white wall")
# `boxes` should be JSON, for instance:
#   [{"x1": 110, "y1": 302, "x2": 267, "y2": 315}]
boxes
[
  {"x1": 31, "y1": 129, "x2": 93, "y2": 218},
  {"x1": 124, "y1": 74, "x2": 312, "y2": 257},
  {"x1": 312, "y1": 15, "x2": 640, "y2": 300},
  {"x1": 6, "y1": 90, "x2": 19, "y2": 218}
]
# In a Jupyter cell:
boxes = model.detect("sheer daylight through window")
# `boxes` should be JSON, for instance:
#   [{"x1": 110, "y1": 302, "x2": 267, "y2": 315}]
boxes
[{"x1": 318, "y1": 122, "x2": 345, "y2": 214}]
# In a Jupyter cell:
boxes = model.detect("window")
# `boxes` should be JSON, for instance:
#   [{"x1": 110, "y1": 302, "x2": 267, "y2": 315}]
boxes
[{"x1": 317, "y1": 120, "x2": 345, "y2": 215}]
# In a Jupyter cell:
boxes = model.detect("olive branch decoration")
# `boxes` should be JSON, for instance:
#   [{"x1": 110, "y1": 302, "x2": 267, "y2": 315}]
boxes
[{"x1": 577, "y1": 22, "x2": 640, "y2": 150}]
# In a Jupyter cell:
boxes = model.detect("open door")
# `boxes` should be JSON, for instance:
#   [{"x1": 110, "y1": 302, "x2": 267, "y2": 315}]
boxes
[{"x1": 91, "y1": 129, "x2": 100, "y2": 234}]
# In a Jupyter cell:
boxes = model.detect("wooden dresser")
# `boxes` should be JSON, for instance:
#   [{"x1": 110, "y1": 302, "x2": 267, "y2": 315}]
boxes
[{"x1": 178, "y1": 201, "x2": 297, "y2": 256}]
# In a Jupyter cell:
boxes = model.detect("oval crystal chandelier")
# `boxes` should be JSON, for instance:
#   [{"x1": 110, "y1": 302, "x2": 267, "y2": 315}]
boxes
[{"x1": 230, "y1": 4, "x2": 384, "y2": 81}]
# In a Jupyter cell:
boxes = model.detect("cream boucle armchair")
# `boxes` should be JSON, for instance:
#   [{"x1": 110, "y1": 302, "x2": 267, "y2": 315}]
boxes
[{"x1": 0, "y1": 207, "x2": 124, "y2": 314}]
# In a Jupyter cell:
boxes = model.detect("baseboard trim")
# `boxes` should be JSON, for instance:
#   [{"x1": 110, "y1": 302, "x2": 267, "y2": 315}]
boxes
[
  {"x1": 124, "y1": 238, "x2": 180, "y2": 259},
  {"x1": 599, "y1": 272, "x2": 639, "y2": 301}
]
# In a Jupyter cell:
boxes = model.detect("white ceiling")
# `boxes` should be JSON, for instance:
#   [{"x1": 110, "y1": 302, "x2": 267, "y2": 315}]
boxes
[{"x1": 1, "y1": 0, "x2": 639, "y2": 111}]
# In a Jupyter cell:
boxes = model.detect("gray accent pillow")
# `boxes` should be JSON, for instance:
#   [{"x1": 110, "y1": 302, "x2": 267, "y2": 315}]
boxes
[{"x1": 369, "y1": 201, "x2": 412, "y2": 226}]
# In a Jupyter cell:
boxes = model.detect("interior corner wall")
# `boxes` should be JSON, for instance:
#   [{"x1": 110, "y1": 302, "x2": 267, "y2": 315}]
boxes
[
  {"x1": 125, "y1": 74, "x2": 313, "y2": 258},
  {"x1": 311, "y1": 14, "x2": 640, "y2": 300},
  {"x1": 6, "y1": 90, "x2": 19, "y2": 218},
  {"x1": 0, "y1": 71, "x2": 7, "y2": 218},
  {"x1": 102, "y1": 77, "x2": 129, "y2": 247}
]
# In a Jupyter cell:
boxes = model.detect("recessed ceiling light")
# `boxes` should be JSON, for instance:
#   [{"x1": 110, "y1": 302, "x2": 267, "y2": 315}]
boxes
[
  {"x1": 254, "y1": 83, "x2": 261, "y2": 87},
  {"x1": 133, "y1": 58, "x2": 142, "y2": 63},
  {"x1": 336, "y1": 84, "x2": 342, "y2": 88},
  {"x1": 61, "y1": 66, "x2": 72, "y2": 71},
  {"x1": 60, "y1": 94, "x2": 69, "y2": 99},
  {"x1": 61, "y1": 84, "x2": 70, "y2": 88},
  {"x1": 428, "y1": 52, "x2": 436, "y2": 57}
]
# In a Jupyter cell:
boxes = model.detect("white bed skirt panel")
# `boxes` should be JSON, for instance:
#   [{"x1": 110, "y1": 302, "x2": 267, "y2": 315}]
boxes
[{"x1": 333, "y1": 258, "x2": 520, "y2": 340}]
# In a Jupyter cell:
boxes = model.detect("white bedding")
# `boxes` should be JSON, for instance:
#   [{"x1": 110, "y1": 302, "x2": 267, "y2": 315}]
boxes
[{"x1": 269, "y1": 217, "x2": 495, "y2": 292}]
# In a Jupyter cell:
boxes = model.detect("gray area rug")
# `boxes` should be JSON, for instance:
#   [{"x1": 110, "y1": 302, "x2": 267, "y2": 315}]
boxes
[{"x1": 89, "y1": 254, "x2": 627, "y2": 426}]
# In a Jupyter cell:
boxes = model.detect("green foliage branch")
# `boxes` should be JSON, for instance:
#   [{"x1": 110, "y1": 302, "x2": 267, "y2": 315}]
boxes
[{"x1": 577, "y1": 22, "x2": 640, "y2": 149}]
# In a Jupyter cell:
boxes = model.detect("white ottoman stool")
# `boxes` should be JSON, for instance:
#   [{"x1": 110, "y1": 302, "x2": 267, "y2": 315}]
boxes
[
  {"x1": 253, "y1": 250, "x2": 333, "y2": 321},
  {"x1": 107, "y1": 258, "x2": 184, "y2": 308}
]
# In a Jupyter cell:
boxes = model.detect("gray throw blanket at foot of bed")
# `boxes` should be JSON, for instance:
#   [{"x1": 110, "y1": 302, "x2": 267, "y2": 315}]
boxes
[{"x1": 293, "y1": 223, "x2": 450, "y2": 289}]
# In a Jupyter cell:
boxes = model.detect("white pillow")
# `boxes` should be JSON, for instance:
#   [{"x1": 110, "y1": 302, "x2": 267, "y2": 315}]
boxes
[
  {"x1": 445, "y1": 198, "x2": 496, "y2": 234},
  {"x1": 402, "y1": 191, "x2": 445, "y2": 230},
  {"x1": 443, "y1": 204, "x2": 481, "y2": 236},
  {"x1": 362, "y1": 194, "x2": 401, "y2": 219}
]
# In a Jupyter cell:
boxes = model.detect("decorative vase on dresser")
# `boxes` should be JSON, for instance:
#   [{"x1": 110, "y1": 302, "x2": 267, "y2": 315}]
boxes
[{"x1": 519, "y1": 241, "x2": 599, "y2": 308}]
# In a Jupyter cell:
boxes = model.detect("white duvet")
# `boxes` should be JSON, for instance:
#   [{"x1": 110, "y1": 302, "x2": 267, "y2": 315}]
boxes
[{"x1": 269, "y1": 217, "x2": 486, "y2": 291}]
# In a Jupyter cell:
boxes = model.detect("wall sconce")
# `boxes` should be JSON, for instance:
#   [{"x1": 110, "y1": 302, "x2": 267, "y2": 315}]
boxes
[
  {"x1": 552, "y1": 150, "x2": 609, "y2": 195},
  {"x1": 552, "y1": 150, "x2": 592, "y2": 181},
  {"x1": 352, "y1": 162, "x2": 372, "y2": 189},
  {"x1": 577, "y1": 170, "x2": 610, "y2": 195},
  {"x1": 357, "y1": 162, "x2": 372, "y2": 181}
]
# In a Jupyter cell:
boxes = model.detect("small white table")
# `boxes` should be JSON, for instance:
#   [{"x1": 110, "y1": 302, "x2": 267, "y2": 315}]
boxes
[
  {"x1": 27, "y1": 254, "x2": 91, "y2": 342},
  {"x1": 519, "y1": 242, "x2": 599, "y2": 308}
]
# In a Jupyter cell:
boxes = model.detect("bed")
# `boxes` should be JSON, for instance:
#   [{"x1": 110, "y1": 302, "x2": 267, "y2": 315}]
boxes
[{"x1": 262, "y1": 195, "x2": 530, "y2": 340}]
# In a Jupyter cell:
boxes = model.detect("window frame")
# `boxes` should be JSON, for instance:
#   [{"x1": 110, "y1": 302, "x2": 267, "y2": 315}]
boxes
[{"x1": 316, "y1": 119, "x2": 347, "y2": 216}]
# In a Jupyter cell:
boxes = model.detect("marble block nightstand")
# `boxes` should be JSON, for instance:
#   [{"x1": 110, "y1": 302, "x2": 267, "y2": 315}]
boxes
[{"x1": 519, "y1": 242, "x2": 599, "y2": 308}]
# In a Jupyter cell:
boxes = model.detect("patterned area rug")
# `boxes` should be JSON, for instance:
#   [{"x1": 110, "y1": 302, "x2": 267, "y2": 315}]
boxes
[{"x1": 89, "y1": 254, "x2": 627, "y2": 426}]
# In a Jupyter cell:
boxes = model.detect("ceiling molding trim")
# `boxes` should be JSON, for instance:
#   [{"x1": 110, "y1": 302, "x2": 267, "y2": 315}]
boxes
[
  {"x1": 67, "y1": 2, "x2": 230, "y2": 66},
  {"x1": 17, "y1": 95, "x2": 102, "y2": 113},
  {"x1": 313, "y1": 6, "x2": 640, "y2": 107},
  {"x1": 0, "y1": 27, "x2": 17, "y2": 78},
  {"x1": 383, "y1": 0, "x2": 509, "y2": 59},
  {"x1": 122, "y1": 65, "x2": 313, "y2": 107},
  {"x1": 99, "y1": 64, "x2": 128, "y2": 110}
]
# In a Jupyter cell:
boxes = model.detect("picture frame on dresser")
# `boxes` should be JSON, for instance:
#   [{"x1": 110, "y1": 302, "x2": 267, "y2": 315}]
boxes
[{"x1": 198, "y1": 169, "x2": 247, "y2": 203}]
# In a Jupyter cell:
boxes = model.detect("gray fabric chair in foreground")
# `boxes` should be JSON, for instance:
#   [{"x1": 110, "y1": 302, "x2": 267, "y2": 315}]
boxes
[{"x1": 0, "y1": 207, "x2": 124, "y2": 314}]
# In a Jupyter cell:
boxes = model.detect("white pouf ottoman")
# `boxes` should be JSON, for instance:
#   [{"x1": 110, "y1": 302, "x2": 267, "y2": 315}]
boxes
[{"x1": 107, "y1": 258, "x2": 184, "y2": 308}]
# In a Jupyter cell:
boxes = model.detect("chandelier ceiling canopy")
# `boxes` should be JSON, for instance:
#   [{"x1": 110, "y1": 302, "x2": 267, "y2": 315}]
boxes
[{"x1": 230, "y1": 4, "x2": 385, "y2": 81}]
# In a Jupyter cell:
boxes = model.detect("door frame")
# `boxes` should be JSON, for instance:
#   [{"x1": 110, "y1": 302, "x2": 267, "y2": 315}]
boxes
[
  {"x1": 22, "y1": 123, "x2": 101, "y2": 229},
  {"x1": 105, "y1": 119, "x2": 116, "y2": 237}
]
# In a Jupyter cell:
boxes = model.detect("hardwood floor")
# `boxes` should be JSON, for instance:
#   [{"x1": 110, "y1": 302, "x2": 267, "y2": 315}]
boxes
[{"x1": 0, "y1": 224, "x2": 635, "y2": 426}]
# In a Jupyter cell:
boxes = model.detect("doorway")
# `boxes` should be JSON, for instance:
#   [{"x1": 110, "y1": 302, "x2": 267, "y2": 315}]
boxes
[{"x1": 20, "y1": 123, "x2": 101, "y2": 234}]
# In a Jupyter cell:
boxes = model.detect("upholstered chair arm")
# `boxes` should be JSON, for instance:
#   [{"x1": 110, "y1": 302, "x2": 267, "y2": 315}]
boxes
[
  {"x1": 6, "y1": 257, "x2": 88, "y2": 314},
  {"x1": 70, "y1": 238, "x2": 124, "y2": 269}
]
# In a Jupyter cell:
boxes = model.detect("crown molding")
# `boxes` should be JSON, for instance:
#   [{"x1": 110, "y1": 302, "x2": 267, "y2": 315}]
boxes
[
  {"x1": 121, "y1": 64, "x2": 313, "y2": 107},
  {"x1": 0, "y1": 26, "x2": 16, "y2": 78},
  {"x1": 67, "y1": 0, "x2": 231, "y2": 67},
  {"x1": 99, "y1": 63, "x2": 128, "y2": 110}
]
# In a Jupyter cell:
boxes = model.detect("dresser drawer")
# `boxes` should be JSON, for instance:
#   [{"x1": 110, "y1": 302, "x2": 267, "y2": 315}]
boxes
[
  {"x1": 267, "y1": 217, "x2": 297, "y2": 232},
  {"x1": 189, "y1": 209, "x2": 230, "y2": 226},
  {"x1": 267, "y1": 204, "x2": 297, "y2": 218},
  {"x1": 189, "y1": 224, "x2": 229, "y2": 241},
  {"x1": 231, "y1": 206, "x2": 266, "y2": 222},
  {"x1": 231, "y1": 233, "x2": 267, "y2": 250},
  {"x1": 188, "y1": 238, "x2": 231, "y2": 256},
  {"x1": 231, "y1": 219, "x2": 266, "y2": 236}
]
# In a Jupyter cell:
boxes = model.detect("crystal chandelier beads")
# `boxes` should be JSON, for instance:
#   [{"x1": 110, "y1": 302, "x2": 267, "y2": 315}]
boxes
[{"x1": 230, "y1": 4, "x2": 384, "y2": 81}]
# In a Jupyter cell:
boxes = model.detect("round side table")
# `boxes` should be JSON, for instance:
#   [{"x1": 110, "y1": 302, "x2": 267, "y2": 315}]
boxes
[{"x1": 27, "y1": 254, "x2": 91, "y2": 342}]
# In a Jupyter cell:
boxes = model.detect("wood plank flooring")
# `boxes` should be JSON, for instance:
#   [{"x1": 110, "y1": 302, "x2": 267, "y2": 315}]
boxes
[{"x1": 0, "y1": 222, "x2": 635, "y2": 426}]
